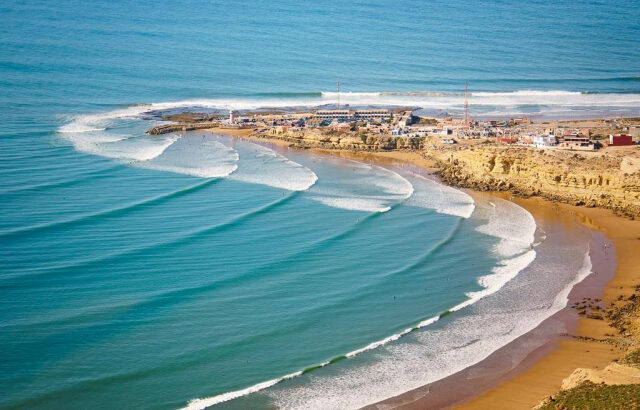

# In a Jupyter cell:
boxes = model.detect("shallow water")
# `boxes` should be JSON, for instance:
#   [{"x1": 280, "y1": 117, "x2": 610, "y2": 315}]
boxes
[
  {"x1": 1, "y1": 1, "x2": 636, "y2": 408},
  {"x1": 1, "y1": 126, "x2": 591, "y2": 409}
]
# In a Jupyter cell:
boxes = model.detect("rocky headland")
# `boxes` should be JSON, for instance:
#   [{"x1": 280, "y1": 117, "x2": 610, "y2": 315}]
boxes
[
  {"x1": 429, "y1": 145, "x2": 640, "y2": 219},
  {"x1": 241, "y1": 128, "x2": 640, "y2": 219}
]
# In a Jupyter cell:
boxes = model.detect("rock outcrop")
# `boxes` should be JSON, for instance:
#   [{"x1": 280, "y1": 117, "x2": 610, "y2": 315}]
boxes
[
  {"x1": 428, "y1": 146, "x2": 640, "y2": 218},
  {"x1": 150, "y1": 121, "x2": 640, "y2": 218},
  {"x1": 266, "y1": 129, "x2": 424, "y2": 152},
  {"x1": 560, "y1": 362, "x2": 640, "y2": 390}
]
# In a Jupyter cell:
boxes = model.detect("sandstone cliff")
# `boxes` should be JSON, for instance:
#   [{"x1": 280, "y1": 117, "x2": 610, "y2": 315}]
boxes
[
  {"x1": 268, "y1": 129, "x2": 424, "y2": 151},
  {"x1": 198, "y1": 126, "x2": 640, "y2": 219},
  {"x1": 428, "y1": 145, "x2": 640, "y2": 218}
]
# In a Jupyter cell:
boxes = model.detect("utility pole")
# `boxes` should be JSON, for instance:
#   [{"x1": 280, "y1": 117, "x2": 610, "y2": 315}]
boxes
[{"x1": 464, "y1": 82, "x2": 470, "y2": 129}]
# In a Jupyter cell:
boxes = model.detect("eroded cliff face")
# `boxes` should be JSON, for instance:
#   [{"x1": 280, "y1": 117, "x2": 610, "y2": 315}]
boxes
[
  {"x1": 267, "y1": 129, "x2": 424, "y2": 151},
  {"x1": 239, "y1": 129, "x2": 640, "y2": 218},
  {"x1": 429, "y1": 146, "x2": 640, "y2": 218}
]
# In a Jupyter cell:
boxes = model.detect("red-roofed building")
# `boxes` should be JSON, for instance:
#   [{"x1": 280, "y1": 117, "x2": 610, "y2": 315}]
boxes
[
  {"x1": 497, "y1": 136, "x2": 518, "y2": 144},
  {"x1": 609, "y1": 134, "x2": 634, "y2": 146}
]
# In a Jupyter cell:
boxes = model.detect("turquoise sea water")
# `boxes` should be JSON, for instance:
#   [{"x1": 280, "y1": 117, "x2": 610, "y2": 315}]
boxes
[{"x1": 1, "y1": 1, "x2": 638, "y2": 409}]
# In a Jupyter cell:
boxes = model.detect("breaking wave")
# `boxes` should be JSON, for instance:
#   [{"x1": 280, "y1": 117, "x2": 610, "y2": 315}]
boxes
[
  {"x1": 305, "y1": 158, "x2": 414, "y2": 213},
  {"x1": 59, "y1": 88, "x2": 640, "y2": 128},
  {"x1": 407, "y1": 174, "x2": 475, "y2": 218},
  {"x1": 139, "y1": 135, "x2": 239, "y2": 178},
  {"x1": 228, "y1": 141, "x2": 317, "y2": 191},
  {"x1": 180, "y1": 198, "x2": 543, "y2": 409}
]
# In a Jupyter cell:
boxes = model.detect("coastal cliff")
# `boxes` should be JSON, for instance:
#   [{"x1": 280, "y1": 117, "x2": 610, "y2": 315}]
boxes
[
  {"x1": 245, "y1": 128, "x2": 640, "y2": 219},
  {"x1": 191, "y1": 125, "x2": 640, "y2": 219},
  {"x1": 428, "y1": 146, "x2": 640, "y2": 219},
  {"x1": 271, "y1": 128, "x2": 424, "y2": 151}
]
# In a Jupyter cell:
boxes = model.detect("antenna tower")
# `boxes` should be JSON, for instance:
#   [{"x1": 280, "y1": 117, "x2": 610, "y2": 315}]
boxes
[{"x1": 464, "y1": 82, "x2": 470, "y2": 129}]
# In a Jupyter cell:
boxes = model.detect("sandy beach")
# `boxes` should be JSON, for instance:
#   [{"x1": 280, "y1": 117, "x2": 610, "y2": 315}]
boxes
[
  {"x1": 209, "y1": 129, "x2": 640, "y2": 409},
  {"x1": 454, "y1": 202, "x2": 640, "y2": 410}
]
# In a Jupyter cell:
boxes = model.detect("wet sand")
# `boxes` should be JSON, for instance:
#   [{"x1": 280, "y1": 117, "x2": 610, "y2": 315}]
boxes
[
  {"x1": 452, "y1": 202, "x2": 640, "y2": 410},
  {"x1": 204, "y1": 129, "x2": 640, "y2": 409},
  {"x1": 368, "y1": 197, "x2": 627, "y2": 410}
]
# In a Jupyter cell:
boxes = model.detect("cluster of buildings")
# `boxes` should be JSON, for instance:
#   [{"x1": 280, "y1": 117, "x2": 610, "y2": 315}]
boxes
[
  {"x1": 223, "y1": 108, "x2": 638, "y2": 151},
  {"x1": 495, "y1": 128, "x2": 636, "y2": 151},
  {"x1": 226, "y1": 108, "x2": 418, "y2": 136}
]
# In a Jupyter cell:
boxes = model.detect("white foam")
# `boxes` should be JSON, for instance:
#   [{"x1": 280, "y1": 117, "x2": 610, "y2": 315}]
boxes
[
  {"x1": 476, "y1": 198, "x2": 536, "y2": 258},
  {"x1": 139, "y1": 135, "x2": 238, "y2": 178},
  {"x1": 229, "y1": 142, "x2": 317, "y2": 191},
  {"x1": 307, "y1": 159, "x2": 414, "y2": 213},
  {"x1": 473, "y1": 90, "x2": 581, "y2": 97},
  {"x1": 442, "y1": 199, "x2": 537, "y2": 311},
  {"x1": 58, "y1": 123, "x2": 106, "y2": 133},
  {"x1": 179, "y1": 199, "x2": 595, "y2": 410},
  {"x1": 68, "y1": 132, "x2": 179, "y2": 162},
  {"x1": 264, "y1": 248, "x2": 592, "y2": 410},
  {"x1": 345, "y1": 316, "x2": 440, "y2": 358},
  {"x1": 552, "y1": 250, "x2": 593, "y2": 309},
  {"x1": 407, "y1": 174, "x2": 475, "y2": 218},
  {"x1": 311, "y1": 196, "x2": 391, "y2": 213},
  {"x1": 181, "y1": 370, "x2": 303, "y2": 410},
  {"x1": 451, "y1": 249, "x2": 537, "y2": 312}
]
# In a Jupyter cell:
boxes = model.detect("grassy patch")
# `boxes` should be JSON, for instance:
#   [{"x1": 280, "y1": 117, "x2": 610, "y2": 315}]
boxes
[
  {"x1": 538, "y1": 381, "x2": 640, "y2": 409},
  {"x1": 621, "y1": 348, "x2": 640, "y2": 368}
]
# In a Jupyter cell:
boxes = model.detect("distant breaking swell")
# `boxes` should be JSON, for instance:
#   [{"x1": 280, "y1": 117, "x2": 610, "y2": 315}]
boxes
[{"x1": 59, "y1": 89, "x2": 640, "y2": 128}]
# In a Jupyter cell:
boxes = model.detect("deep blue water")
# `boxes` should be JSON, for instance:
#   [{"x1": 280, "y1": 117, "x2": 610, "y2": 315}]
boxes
[{"x1": 0, "y1": 1, "x2": 636, "y2": 409}]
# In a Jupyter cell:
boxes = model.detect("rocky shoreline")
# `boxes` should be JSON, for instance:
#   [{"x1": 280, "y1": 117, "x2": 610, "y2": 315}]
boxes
[
  {"x1": 189, "y1": 124, "x2": 640, "y2": 408},
  {"x1": 215, "y1": 128, "x2": 640, "y2": 219},
  {"x1": 430, "y1": 145, "x2": 640, "y2": 219},
  {"x1": 146, "y1": 114, "x2": 640, "y2": 219}
]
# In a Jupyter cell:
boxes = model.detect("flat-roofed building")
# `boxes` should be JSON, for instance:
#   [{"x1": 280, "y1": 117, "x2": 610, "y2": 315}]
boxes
[
  {"x1": 313, "y1": 109, "x2": 391, "y2": 121},
  {"x1": 314, "y1": 110, "x2": 353, "y2": 120},
  {"x1": 609, "y1": 134, "x2": 634, "y2": 146},
  {"x1": 354, "y1": 109, "x2": 390, "y2": 119},
  {"x1": 533, "y1": 134, "x2": 557, "y2": 148}
]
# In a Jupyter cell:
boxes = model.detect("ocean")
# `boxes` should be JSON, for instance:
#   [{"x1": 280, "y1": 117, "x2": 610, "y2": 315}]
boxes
[{"x1": 1, "y1": 1, "x2": 638, "y2": 409}]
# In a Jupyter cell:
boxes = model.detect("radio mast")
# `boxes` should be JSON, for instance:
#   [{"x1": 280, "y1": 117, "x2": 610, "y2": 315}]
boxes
[{"x1": 464, "y1": 82, "x2": 470, "y2": 129}]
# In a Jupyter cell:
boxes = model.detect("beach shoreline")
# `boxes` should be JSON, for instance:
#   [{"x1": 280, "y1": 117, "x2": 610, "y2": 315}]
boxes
[
  {"x1": 203, "y1": 128, "x2": 640, "y2": 409},
  {"x1": 367, "y1": 198, "x2": 624, "y2": 410}
]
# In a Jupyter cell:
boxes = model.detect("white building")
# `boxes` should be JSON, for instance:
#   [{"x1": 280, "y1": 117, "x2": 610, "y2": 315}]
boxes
[{"x1": 533, "y1": 134, "x2": 557, "y2": 148}]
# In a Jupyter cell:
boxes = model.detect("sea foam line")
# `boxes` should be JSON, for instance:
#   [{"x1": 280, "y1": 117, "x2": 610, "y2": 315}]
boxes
[
  {"x1": 228, "y1": 141, "x2": 318, "y2": 191},
  {"x1": 178, "y1": 199, "x2": 539, "y2": 409},
  {"x1": 182, "y1": 371, "x2": 304, "y2": 410},
  {"x1": 179, "y1": 314, "x2": 444, "y2": 410},
  {"x1": 59, "y1": 89, "x2": 640, "y2": 136},
  {"x1": 307, "y1": 159, "x2": 414, "y2": 213}
]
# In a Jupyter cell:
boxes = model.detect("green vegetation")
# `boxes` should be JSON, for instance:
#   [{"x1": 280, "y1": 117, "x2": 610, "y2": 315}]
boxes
[
  {"x1": 621, "y1": 348, "x2": 640, "y2": 368},
  {"x1": 538, "y1": 381, "x2": 640, "y2": 410}
]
